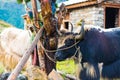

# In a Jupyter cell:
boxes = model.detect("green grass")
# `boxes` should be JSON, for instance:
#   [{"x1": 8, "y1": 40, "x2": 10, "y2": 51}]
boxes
[
  {"x1": 0, "y1": 64, "x2": 4, "y2": 74},
  {"x1": 0, "y1": 60, "x2": 76, "y2": 75},
  {"x1": 0, "y1": 20, "x2": 13, "y2": 33},
  {"x1": 56, "y1": 59, "x2": 76, "y2": 75}
]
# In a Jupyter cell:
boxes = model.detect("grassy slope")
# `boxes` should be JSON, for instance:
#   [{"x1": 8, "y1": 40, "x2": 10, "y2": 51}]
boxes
[
  {"x1": 57, "y1": 59, "x2": 76, "y2": 75},
  {"x1": 0, "y1": 20, "x2": 14, "y2": 33},
  {"x1": 0, "y1": 64, "x2": 4, "y2": 73}
]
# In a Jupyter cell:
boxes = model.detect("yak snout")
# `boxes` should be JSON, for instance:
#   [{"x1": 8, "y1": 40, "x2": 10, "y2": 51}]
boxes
[{"x1": 54, "y1": 51, "x2": 65, "y2": 61}]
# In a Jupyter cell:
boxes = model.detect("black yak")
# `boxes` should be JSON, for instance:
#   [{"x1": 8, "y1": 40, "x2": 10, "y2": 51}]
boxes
[{"x1": 55, "y1": 23, "x2": 120, "y2": 80}]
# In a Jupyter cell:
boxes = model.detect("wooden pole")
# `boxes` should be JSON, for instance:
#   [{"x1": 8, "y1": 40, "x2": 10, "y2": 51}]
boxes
[
  {"x1": 31, "y1": 0, "x2": 40, "y2": 29},
  {"x1": 7, "y1": 27, "x2": 44, "y2": 80},
  {"x1": 31, "y1": 0, "x2": 46, "y2": 71},
  {"x1": 39, "y1": 0, "x2": 58, "y2": 74},
  {"x1": 38, "y1": 0, "x2": 67, "y2": 74}
]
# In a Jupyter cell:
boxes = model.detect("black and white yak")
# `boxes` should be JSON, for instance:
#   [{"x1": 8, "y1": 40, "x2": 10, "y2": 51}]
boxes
[{"x1": 55, "y1": 24, "x2": 120, "y2": 80}]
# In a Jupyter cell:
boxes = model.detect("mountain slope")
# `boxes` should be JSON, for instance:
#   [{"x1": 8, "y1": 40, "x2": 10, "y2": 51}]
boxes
[
  {"x1": 0, "y1": 20, "x2": 14, "y2": 33},
  {"x1": 0, "y1": 0, "x2": 67, "y2": 29},
  {"x1": 0, "y1": 1, "x2": 25, "y2": 29}
]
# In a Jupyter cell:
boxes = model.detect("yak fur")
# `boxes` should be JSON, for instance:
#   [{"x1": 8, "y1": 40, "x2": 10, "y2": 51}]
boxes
[
  {"x1": 0, "y1": 28, "x2": 32, "y2": 71},
  {"x1": 55, "y1": 26, "x2": 120, "y2": 80}
]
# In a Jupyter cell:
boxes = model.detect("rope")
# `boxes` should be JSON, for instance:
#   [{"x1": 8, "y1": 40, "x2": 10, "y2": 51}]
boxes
[
  {"x1": 39, "y1": 39, "x2": 81, "y2": 63},
  {"x1": 40, "y1": 40, "x2": 80, "y2": 53},
  {"x1": 78, "y1": 47, "x2": 82, "y2": 63},
  {"x1": 44, "y1": 44, "x2": 80, "y2": 63},
  {"x1": 38, "y1": 40, "x2": 56, "y2": 63},
  {"x1": 44, "y1": 50, "x2": 56, "y2": 63},
  {"x1": 71, "y1": 46, "x2": 80, "y2": 59}
]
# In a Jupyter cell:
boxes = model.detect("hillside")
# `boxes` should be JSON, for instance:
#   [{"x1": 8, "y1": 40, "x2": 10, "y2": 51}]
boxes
[
  {"x1": 0, "y1": 0, "x2": 68, "y2": 29},
  {"x1": 0, "y1": 1, "x2": 26, "y2": 29},
  {"x1": 0, "y1": 20, "x2": 14, "y2": 33}
]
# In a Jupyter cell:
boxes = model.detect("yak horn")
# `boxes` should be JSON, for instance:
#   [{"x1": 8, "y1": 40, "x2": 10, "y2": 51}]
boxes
[
  {"x1": 75, "y1": 20, "x2": 85, "y2": 40},
  {"x1": 69, "y1": 21, "x2": 73, "y2": 32}
]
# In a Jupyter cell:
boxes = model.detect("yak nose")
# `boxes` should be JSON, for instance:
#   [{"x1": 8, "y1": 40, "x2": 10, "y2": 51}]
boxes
[
  {"x1": 54, "y1": 52, "x2": 64, "y2": 61},
  {"x1": 54, "y1": 52, "x2": 60, "y2": 60}
]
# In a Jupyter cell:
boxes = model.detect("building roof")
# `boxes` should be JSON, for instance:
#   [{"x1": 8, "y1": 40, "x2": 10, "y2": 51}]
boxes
[
  {"x1": 58, "y1": 0, "x2": 88, "y2": 6},
  {"x1": 58, "y1": 0, "x2": 98, "y2": 9}
]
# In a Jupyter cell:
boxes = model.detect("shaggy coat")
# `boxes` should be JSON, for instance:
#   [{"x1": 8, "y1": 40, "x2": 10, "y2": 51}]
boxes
[
  {"x1": 55, "y1": 27, "x2": 120, "y2": 80},
  {"x1": 0, "y1": 28, "x2": 32, "y2": 71}
]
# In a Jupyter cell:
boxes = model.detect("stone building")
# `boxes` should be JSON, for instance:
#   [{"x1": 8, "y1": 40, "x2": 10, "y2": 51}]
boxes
[{"x1": 60, "y1": 0, "x2": 120, "y2": 29}]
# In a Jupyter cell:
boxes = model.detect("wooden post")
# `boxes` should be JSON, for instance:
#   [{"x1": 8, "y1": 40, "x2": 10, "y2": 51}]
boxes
[
  {"x1": 31, "y1": 0, "x2": 46, "y2": 71},
  {"x1": 57, "y1": 3, "x2": 67, "y2": 30},
  {"x1": 39, "y1": 0, "x2": 58, "y2": 74},
  {"x1": 31, "y1": 0, "x2": 40, "y2": 29},
  {"x1": 38, "y1": 0, "x2": 67, "y2": 74},
  {"x1": 7, "y1": 27, "x2": 44, "y2": 80}
]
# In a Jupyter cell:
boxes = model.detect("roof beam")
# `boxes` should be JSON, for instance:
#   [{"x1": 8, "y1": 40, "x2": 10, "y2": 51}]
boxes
[
  {"x1": 65, "y1": 1, "x2": 97, "y2": 9},
  {"x1": 103, "y1": 2, "x2": 120, "y2": 8}
]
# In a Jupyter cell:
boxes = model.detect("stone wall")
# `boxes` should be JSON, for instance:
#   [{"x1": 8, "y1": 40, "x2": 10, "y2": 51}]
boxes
[{"x1": 69, "y1": 5, "x2": 104, "y2": 28}]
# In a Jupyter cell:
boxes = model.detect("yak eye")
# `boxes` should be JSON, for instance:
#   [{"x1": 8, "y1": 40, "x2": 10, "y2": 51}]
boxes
[{"x1": 64, "y1": 38, "x2": 74, "y2": 46}]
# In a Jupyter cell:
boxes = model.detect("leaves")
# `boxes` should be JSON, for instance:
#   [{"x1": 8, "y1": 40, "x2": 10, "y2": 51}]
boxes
[{"x1": 17, "y1": 0, "x2": 31, "y2": 4}]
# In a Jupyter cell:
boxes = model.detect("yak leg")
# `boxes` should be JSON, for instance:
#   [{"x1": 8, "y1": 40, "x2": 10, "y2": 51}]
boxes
[
  {"x1": 102, "y1": 59, "x2": 120, "y2": 79},
  {"x1": 80, "y1": 61, "x2": 100, "y2": 80}
]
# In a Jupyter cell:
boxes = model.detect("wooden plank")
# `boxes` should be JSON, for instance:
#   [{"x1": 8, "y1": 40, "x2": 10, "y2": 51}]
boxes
[
  {"x1": 65, "y1": 1, "x2": 97, "y2": 9},
  {"x1": 7, "y1": 27, "x2": 44, "y2": 80},
  {"x1": 103, "y1": 3, "x2": 120, "y2": 8},
  {"x1": 31, "y1": 0, "x2": 40, "y2": 29},
  {"x1": 65, "y1": 13, "x2": 70, "y2": 20}
]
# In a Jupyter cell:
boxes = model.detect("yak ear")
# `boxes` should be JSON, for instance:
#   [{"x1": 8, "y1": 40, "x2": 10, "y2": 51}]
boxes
[{"x1": 75, "y1": 20, "x2": 85, "y2": 40}]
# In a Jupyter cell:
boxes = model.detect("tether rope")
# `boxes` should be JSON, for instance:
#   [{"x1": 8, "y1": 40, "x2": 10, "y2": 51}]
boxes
[
  {"x1": 39, "y1": 39, "x2": 81, "y2": 63},
  {"x1": 40, "y1": 40, "x2": 80, "y2": 53}
]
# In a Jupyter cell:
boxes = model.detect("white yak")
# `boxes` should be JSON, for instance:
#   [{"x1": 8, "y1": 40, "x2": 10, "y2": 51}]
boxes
[{"x1": 0, "y1": 27, "x2": 32, "y2": 71}]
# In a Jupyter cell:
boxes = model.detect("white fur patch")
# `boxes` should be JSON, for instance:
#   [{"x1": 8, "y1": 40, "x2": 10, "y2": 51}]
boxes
[
  {"x1": 0, "y1": 28, "x2": 32, "y2": 57},
  {"x1": 0, "y1": 28, "x2": 32, "y2": 72}
]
